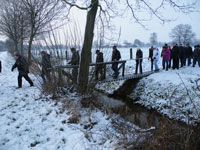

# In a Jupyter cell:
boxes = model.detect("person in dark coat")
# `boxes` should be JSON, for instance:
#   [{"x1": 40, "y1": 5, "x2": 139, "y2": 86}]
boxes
[
  {"x1": 95, "y1": 50, "x2": 104, "y2": 80},
  {"x1": 135, "y1": 48, "x2": 143, "y2": 74},
  {"x1": 171, "y1": 43, "x2": 179, "y2": 69},
  {"x1": 41, "y1": 51, "x2": 51, "y2": 83},
  {"x1": 0, "y1": 60, "x2": 1, "y2": 73},
  {"x1": 168, "y1": 46, "x2": 172, "y2": 68},
  {"x1": 111, "y1": 46, "x2": 121, "y2": 78},
  {"x1": 179, "y1": 44, "x2": 186, "y2": 67},
  {"x1": 185, "y1": 44, "x2": 193, "y2": 66},
  {"x1": 68, "y1": 48, "x2": 80, "y2": 84},
  {"x1": 193, "y1": 45, "x2": 200, "y2": 67},
  {"x1": 148, "y1": 46, "x2": 154, "y2": 71},
  {"x1": 11, "y1": 53, "x2": 34, "y2": 88}
]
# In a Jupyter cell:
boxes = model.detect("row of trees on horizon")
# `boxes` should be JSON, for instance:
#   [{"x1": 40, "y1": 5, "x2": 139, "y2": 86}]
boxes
[{"x1": 1, "y1": 23, "x2": 198, "y2": 52}]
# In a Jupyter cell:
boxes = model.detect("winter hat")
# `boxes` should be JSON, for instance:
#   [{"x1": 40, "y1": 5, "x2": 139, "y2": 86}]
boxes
[
  {"x1": 113, "y1": 46, "x2": 117, "y2": 49},
  {"x1": 40, "y1": 51, "x2": 46, "y2": 54},
  {"x1": 14, "y1": 53, "x2": 20, "y2": 57}
]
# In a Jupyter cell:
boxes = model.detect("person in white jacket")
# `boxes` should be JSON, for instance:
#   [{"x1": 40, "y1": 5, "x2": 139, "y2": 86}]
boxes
[{"x1": 153, "y1": 48, "x2": 160, "y2": 71}]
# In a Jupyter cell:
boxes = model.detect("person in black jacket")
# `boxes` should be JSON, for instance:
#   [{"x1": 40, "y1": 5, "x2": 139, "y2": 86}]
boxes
[
  {"x1": 111, "y1": 46, "x2": 121, "y2": 78},
  {"x1": 168, "y1": 46, "x2": 172, "y2": 68},
  {"x1": 95, "y1": 50, "x2": 104, "y2": 80},
  {"x1": 68, "y1": 48, "x2": 80, "y2": 84},
  {"x1": 0, "y1": 60, "x2": 1, "y2": 73},
  {"x1": 171, "y1": 43, "x2": 179, "y2": 69},
  {"x1": 11, "y1": 53, "x2": 34, "y2": 88},
  {"x1": 193, "y1": 45, "x2": 200, "y2": 67},
  {"x1": 41, "y1": 51, "x2": 51, "y2": 83},
  {"x1": 185, "y1": 44, "x2": 193, "y2": 66},
  {"x1": 179, "y1": 44, "x2": 186, "y2": 67},
  {"x1": 148, "y1": 46, "x2": 154, "y2": 71},
  {"x1": 135, "y1": 48, "x2": 143, "y2": 74}
]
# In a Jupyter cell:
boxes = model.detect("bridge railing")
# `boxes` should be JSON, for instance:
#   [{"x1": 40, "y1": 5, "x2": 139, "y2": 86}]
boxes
[
  {"x1": 49, "y1": 60, "x2": 127, "y2": 80},
  {"x1": 49, "y1": 57, "x2": 151, "y2": 79}
]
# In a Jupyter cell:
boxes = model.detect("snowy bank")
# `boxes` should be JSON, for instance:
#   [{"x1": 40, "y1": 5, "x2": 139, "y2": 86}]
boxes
[
  {"x1": 129, "y1": 67, "x2": 200, "y2": 124},
  {"x1": 0, "y1": 51, "x2": 118, "y2": 150}
]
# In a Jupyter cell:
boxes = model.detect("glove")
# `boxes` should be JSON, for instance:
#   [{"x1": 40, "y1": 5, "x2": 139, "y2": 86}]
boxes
[
  {"x1": 153, "y1": 57, "x2": 156, "y2": 60},
  {"x1": 11, "y1": 68, "x2": 14, "y2": 72}
]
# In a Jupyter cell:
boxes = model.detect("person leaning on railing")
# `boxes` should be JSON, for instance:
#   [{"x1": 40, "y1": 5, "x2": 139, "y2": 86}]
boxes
[
  {"x1": 111, "y1": 46, "x2": 121, "y2": 79},
  {"x1": 95, "y1": 50, "x2": 104, "y2": 80},
  {"x1": 40, "y1": 51, "x2": 51, "y2": 83},
  {"x1": 135, "y1": 48, "x2": 143, "y2": 74},
  {"x1": 153, "y1": 48, "x2": 160, "y2": 72},
  {"x1": 148, "y1": 46, "x2": 154, "y2": 71},
  {"x1": 68, "y1": 48, "x2": 80, "y2": 84}
]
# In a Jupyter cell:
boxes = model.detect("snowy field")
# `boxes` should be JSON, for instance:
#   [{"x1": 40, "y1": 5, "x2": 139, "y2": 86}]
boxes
[{"x1": 0, "y1": 51, "x2": 120, "y2": 150}]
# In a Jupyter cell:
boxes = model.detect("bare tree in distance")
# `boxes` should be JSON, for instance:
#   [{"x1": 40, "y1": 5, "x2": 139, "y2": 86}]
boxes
[
  {"x1": 0, "y1": 0, "x2": 23, "y2": 52},
  {"x1": 169, "y1": 24, "x2": 196, "y2": 45},
  {"x1": 134, "y1": 39, "x2": 144, "y2": 47},
  {"x1": 21, "y1": 0, "x2": 64, "y2": 65},
  {"x1": 61, "y1": 0, "x2": 197, "y2": 93},
  {"x1": 150, "y1": 32, "x2": 158, "y2": 46}
]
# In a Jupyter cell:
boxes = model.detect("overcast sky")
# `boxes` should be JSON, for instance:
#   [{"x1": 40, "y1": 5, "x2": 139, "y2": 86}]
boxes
[
  {"x1": 68, "y1": 0, "x2": 200, "y2": 44},
  {"x1": 116, "y1": 10, "x2": 200, "y2": 43},
  {"x1": 0, "y1": 0, "x2": 200, "y2": 44}
]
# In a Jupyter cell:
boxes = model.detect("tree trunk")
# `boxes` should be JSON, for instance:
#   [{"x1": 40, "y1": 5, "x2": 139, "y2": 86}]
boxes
[
  {"x1": 20, "y1": 38, "x2": 24, "y2": 56},
  {"x1": 28, "y1": 35, "x2": 33, "y2": 65},
  {"x1": 78, "y1": 0, "x2": 98, "y2": 93},
  {"x1": 14, "y1": 41, "x2": 18, "y2": 52},
  {"x1": 20, "y1": 18, "x2": 24, "y2": 56}
]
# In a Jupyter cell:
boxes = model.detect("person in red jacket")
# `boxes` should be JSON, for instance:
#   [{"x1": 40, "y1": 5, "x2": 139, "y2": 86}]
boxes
[{"x1": 161, "y1": 44, "x2": 171, "y2": 71}]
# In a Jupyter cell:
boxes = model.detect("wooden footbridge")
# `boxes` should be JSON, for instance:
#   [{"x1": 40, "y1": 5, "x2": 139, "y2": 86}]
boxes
[
  {"x1": 97, "y1": 71, "x2": 154, "y2": 83},
  {"x1": 51, "y1": 57, "x2": 156, "y2": 84}
]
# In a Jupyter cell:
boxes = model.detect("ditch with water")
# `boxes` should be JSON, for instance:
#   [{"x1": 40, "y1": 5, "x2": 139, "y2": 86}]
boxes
[{"x1": 95, "y1": 90, "x2": 200, "y2": 149}]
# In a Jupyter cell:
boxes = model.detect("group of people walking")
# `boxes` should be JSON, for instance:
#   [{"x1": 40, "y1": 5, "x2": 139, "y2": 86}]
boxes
[
  {"x1": 136, "y1": 43, "x2": 199, "y2": 74},
  {"x1": 148, "y1": 43, "x2": 200, "y2": 72},
  {"x1": 9, "y1": 51, "x2": 52, "y2": 89},
  {"x1": 8, "y1": 43, "x2": 200, "y2": 88},
  {"x1": 78, "y1": 43, "x2": 200, "y2": 82}
]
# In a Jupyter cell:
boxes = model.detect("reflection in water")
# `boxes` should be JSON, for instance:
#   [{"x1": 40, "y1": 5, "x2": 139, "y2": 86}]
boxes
[
  {"x1": 96, "y1": 93, "x2": 161, "y2": 129},
  {"x1": 96, "y1": 93, "x2": 200, "y2": 149}
]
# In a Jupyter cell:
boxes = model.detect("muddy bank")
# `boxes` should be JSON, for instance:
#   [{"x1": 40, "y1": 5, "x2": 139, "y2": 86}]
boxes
[{"x1": 95, "y1": 93, "x2": 200, "y2": 150}]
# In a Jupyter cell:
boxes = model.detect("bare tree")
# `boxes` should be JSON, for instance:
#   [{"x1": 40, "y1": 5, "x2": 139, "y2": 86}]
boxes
[
  {"x1": 0, "y1": 0, "x2": 23, "y2": 52},
  {"x1": 150, "y1": 32, "x2": 158, "y2": 46},
  {"x1": 134, "y1": 39, "x2": 143, "y2": 47},
  {"x1": 61, "y1": 0, "x2": 197, "y2": 93},
  {"x1": 169, "y1": 24, "x2": 196, "y2": 45},
  {"x1": 21, "y1": 0, "x2": 64, "y2": 65}
]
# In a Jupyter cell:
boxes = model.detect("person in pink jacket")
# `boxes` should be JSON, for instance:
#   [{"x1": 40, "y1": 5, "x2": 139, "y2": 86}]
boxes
[{"x1": 161, "y1": 44, "x2": 171, "y2": 71}]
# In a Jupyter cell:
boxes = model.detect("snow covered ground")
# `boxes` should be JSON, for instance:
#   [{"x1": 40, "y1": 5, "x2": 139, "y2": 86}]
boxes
[{"x1": 0, "y1": 51, "x2": 120, "y2": 150}]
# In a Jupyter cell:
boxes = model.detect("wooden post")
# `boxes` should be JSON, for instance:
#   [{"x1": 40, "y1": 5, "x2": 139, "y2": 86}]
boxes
[
  {"x1": 65, "y1": 50, "x2": 68, "y2": 60},
  {"x1": 122, "y1": 62, "x2": 125, "y2": 76},
  {"x1": 103, "y1": 64, "x2": 106, "y2": 79},
  {"x1": 130, "y1": 48, "x2": 133, "y2": 59},
  {"x1": 58, "y1": 68, "x2": 63, "y2": 86}
]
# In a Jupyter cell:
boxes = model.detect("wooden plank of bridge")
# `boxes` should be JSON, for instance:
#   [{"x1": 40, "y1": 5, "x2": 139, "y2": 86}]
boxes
[{"x1": 97, "y1": 71, "x2": 154, "y2": 84}]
